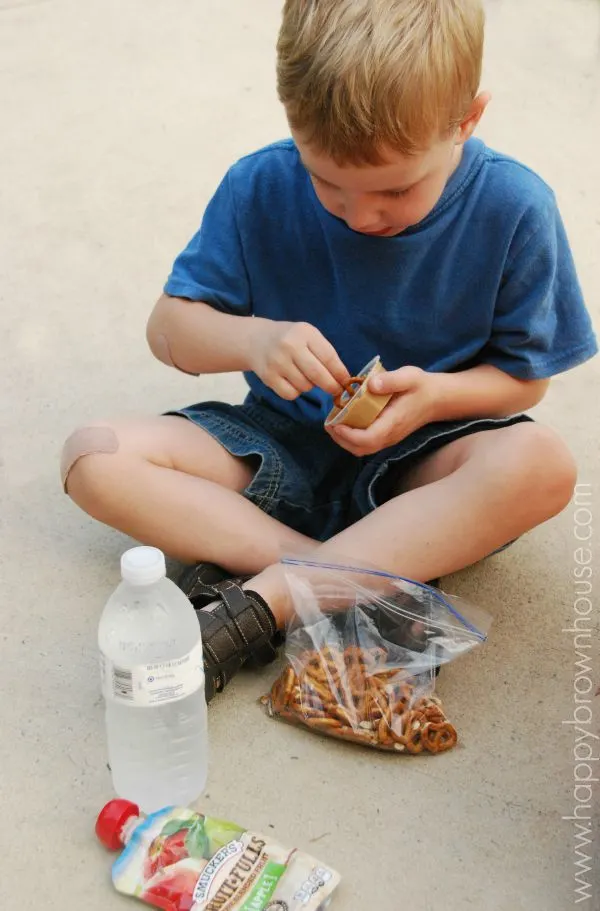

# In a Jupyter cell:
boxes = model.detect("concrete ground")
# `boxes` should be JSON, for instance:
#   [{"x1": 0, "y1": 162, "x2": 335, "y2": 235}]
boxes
[{"x1": 1, "y1": 0, "x2": 599, "y2": 908}]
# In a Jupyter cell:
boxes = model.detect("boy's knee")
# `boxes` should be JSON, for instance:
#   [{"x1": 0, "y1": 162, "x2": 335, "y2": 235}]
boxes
[
  {"x1": 60, "y1": 423, "x2": 120, "y2": 494},
  {"x1": 506, "y1": 423, "x2": 577, "y2": 516}
]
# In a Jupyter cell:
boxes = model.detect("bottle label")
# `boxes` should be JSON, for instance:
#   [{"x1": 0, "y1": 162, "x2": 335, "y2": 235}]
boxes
[{"x1": 100, "y1": 638, "x2": 204, "y2": 706}]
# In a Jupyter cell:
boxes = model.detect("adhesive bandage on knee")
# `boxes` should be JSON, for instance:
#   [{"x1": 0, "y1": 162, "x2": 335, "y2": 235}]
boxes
[{"x1": 60, "y1": 426, "x2": 119, "y2": 491}]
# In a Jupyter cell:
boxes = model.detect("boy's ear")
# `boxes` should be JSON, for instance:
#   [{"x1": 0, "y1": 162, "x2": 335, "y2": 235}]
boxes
[{"x1": 456, "y1": 91, "x2": 490, "y2": 145}]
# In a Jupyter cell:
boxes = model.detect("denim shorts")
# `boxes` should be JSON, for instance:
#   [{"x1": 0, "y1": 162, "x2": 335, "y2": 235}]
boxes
[{"x1": 168, "y1": 398, "x2": 532, "y2": 542}]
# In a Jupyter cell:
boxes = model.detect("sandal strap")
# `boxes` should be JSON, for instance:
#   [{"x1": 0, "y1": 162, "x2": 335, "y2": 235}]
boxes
[
  {"x1": 213, "y1": 580, "x2": 274, "y2": 642},
  {"x1": 178, "y1": 562, "x2": 244, "y2": 608},
  {"x1": 197, "y1": 582, "x2": 278, "y2": 700}
]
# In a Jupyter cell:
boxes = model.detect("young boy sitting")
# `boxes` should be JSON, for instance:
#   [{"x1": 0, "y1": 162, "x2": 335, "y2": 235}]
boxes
[{"x1": 61, "y1": 0, "x2": 596, "y2": 700}]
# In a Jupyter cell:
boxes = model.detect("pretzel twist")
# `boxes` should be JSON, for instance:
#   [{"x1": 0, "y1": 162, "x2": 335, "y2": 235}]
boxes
[{"x1": 333, "y1": 377, "x2": 364, "y2": 410}]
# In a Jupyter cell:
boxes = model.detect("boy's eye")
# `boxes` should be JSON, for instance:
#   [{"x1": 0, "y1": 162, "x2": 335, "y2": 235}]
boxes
[
  {"x1": 312, "y1": 175, "x2": 333, "y2": 189},
  {"x1": 310, "y1": 172, "x2": 411, "y2": 199}
]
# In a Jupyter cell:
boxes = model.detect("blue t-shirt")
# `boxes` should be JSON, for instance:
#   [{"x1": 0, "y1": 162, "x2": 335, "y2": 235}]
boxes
[{"x1": 164, "y1": 138, "x2": 597, "y2": 424}]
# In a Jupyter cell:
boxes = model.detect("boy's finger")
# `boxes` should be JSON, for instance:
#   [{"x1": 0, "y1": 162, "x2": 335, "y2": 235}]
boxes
[
  {"x1": 307, "y1": 337, "x2": 351, "y2": 388},
  {"x1": 363, "y1": 408, "x2": 408, "y2": 449},
  {"x1": 369, "y1": 366, "x2": 422, "y2": 395},
  {"x1": 331, "y1": 424, "x2": 366, "y2": 444},
  {"x1": 272, "y1": 377, "x2": 302, "y2": 400},
  {"x1": 334, "y1": 404, "x2": 399, "y2": 450},
  {"x1": 326, "y1": 425, "x2": 364, "y2": 456},
  {"x1": 294, "y1": 350, "x2": 347, "y2": 394},
  {"x1": 351, "y1": 414, "x2": 393, "y2": 448},
  {"x1": 282, "y1": 363, "x2": 314, "y2": 395}
]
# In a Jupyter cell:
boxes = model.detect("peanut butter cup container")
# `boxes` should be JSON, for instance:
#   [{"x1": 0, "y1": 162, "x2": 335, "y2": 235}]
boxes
[{"x1": 325, "y1": 356, "x2": 392, "y2": 429}]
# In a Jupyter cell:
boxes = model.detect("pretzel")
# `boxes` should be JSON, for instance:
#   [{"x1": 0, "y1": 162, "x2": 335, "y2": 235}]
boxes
[
  {"x1": 280, "y1": 666, "x2": 296, "y2": 707},
  {"x1": 378, "y1": 713, "x2": 393, "y2": 747},
  {"x1": 263, "y1": 645, "x2": 457, "y2": 755},
  {"x1": 333, "y1": 377, "x2": 363, "y2": 410},
  {"x1": 421, "y1": 721, "x2": 458, "y2": 753},
  {"x1": 335, "y1": 726, "x2": 378, "y2": 746},
  {"x1": 301, "y1": 677, "x2": 334, "y2": 707},
  {"x1": 303, "y1": 651, "x2": 342, "y2": 685}
]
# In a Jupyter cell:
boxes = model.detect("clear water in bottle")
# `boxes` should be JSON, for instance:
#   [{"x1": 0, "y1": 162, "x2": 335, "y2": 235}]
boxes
[{"x1": 98, "y1": 547, "x2": 208, "y2": 813}]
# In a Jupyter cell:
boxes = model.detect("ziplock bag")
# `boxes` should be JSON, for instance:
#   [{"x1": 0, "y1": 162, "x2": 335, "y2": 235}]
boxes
[{"x1": 262, "y1": 558, "x2": 491, "y2": 754}]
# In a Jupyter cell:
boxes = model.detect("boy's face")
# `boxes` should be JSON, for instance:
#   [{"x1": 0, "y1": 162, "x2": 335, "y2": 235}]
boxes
[
  {"x1": 296, "y1": 135, "x2": 462, "y2": 237},
  {"x1": 292, "y1": 98, "x2": 487, "y2": 237}
]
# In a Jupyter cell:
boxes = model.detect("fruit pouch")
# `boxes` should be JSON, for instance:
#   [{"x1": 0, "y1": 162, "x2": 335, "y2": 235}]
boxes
[{"x1": 96, "y1": 799, "x2": 340, "y2": 911}]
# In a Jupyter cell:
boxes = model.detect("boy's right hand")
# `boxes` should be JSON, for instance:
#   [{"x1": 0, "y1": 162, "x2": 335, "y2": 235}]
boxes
[{"x1": 248, "y1": 320, "x2": 350, "y2": 400}]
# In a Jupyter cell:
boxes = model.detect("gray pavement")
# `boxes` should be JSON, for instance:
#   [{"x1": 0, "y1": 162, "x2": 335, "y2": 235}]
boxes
[{"x1": 1, "y1": 0, "x2": 599, "y2": 908}]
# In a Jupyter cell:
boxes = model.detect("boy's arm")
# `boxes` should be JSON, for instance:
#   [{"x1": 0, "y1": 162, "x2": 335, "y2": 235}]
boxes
[
  {"x1": 147, "y1": 293, "x2": 265, "y2": 375},
  {"x1": 429, "y1": 364, "x2": 550, "y2": 420},
  {"x1": 329, "y1": 364, "x2": 550, "y2": 457},
  {"x1": 147, "y1": 293, "x2": 349, "y2": 396},
  {"x1": 365, "y1": 362, "x2": 549, "y2": 421}
]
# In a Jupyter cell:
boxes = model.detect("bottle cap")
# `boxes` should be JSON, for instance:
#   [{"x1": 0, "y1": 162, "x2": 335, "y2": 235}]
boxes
[
  {"x1": 96, "y1": 799, "x2": 140, "y2": 851},
  {"x1": 121, "y1": 546, "x2": 166, "y2": 585}
]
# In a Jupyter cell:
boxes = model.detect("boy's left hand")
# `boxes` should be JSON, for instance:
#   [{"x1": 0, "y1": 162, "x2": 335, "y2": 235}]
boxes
[{"x1": 327, "y1": 366, "x2": 438, "y2": 456}]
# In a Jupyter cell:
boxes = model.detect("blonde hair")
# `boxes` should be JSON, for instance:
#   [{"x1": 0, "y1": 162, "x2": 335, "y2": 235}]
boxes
[{"x1": 277, "y1": 0, "x2": 484, "y2": 164}]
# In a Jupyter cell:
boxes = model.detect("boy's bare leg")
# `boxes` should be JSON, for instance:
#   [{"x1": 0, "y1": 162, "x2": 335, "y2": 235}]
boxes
[
  {"x1": 65, "y1": 418, "x2": 576, "y2": 625},
  {"x1": 64, "y1": 416, "x2": 315, "y2": 572},
  {"x1": 249, "y1": 422, "x2": 577, "y2": 623}
]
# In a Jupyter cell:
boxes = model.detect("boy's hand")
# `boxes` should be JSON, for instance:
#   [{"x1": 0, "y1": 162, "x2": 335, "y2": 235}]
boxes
[
  {"x1": 249, "y1": 320, "x2": 350, "y2": 400},
  {"x1": 327, "y1": 366, "x2": 438, "y2": 456}
]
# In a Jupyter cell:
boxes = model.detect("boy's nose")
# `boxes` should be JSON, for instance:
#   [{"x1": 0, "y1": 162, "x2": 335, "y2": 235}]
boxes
[{"x1": 342, "y1": 195, "x2": 383, "y2": 232}]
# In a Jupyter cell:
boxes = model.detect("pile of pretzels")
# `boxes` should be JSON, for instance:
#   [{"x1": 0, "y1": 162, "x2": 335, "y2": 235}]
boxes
[{"x1": 263, "y1": 645, "x2": 457, "y2": 754}]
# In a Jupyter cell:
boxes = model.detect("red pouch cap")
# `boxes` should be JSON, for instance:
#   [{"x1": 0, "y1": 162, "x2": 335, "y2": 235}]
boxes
[{"x1": 96, "y1": 799, "x2": 140, "y2": 851}]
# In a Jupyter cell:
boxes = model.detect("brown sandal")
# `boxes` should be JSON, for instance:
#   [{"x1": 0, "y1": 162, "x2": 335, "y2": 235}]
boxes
[{"x1": 178, "y1": 568, "x2": 278, "y2": 702}]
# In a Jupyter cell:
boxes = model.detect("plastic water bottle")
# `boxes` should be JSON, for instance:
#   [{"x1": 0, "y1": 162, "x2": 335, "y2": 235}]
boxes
[{"x1": 98, "y1": 547, "x2": 208, "y2": 813}]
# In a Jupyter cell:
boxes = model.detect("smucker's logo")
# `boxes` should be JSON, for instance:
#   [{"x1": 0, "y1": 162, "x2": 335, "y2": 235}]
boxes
[
  {"x1": 203, "y1": 836, "x2": 267, "y2": 911},
  {"x1": 192, "y1": 840, "x2": 244, "y2": 904}
]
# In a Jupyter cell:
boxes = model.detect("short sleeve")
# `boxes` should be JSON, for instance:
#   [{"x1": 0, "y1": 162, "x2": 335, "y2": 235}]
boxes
[
  {"x1": 163, "y1": 172, "x2": 251, "y2": 314},
  {"x1": 482, "y1": 198, "x2": 597, "y2": 379}
]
